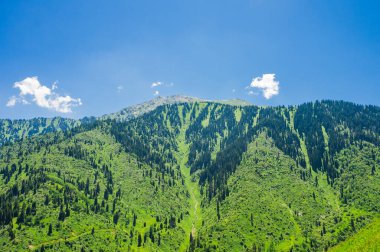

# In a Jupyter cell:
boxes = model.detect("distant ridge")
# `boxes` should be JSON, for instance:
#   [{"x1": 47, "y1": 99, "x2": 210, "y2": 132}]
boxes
[
  {"x1": 1, "y1": 96, "x2": 375, "y2": 146},
  {"x1": 0, "y1": 95, "x2": 251, "y2": 144},
  {"x1": 100, "y1": 95, "x2": 203, "y2": 121},
  {"x1": 101, "y1": 95, "x2": 252, "y2": 121},
  {"x1": 214, "y1": 98, "x2": 252, "y2": 106}
]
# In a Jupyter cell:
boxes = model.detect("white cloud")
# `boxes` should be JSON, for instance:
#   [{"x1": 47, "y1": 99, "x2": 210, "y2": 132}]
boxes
[
  {"x1": 52, "y1": 81, "x2": 58, "y2": 90},
  {"x1": 249, "y1": 73, "x2": 280, "y2": 99},
  {"x1": 6, "y1": 96, "x2": 17, "y2": 107},
  {"x1": 8, "y1": 76, "x2": 82, "y2": 113},
  {"x1": 232, "y1": 89, "x2": 236, "y2": 93},
  {"x1": 151, "y1": 81, "x2": 174, "y2": 88},
  {"x1": 117, "y1": 85, "x2": 124, "y2": 92},
  {"x1": 248, "y1": 90, "x2": 258, "y2": 96},
  {"x1": 151, "y1": 81, "x2": 162, "y2": 88},
  {"x1": 150, "y1": 81, "x2": 173, "y2": 96}
]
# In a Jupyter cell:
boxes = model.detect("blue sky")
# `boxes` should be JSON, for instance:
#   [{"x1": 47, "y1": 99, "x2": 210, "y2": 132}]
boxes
[{"x1": 1, "y1": 0, "x2": 379, "y2": 119}]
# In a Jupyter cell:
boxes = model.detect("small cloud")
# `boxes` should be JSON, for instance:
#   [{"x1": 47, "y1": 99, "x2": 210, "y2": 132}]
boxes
[
  {"x1": 151, "y1": 81, "x2": 163, "y2": 88},
  {"x1": 6, "y1": 96, "x2": 30, "y2": 107},
  {"x1": 151, "y1": 81, "x2": 173, "y2": 96},
  {"x1": 6, "y1": 96, "x2": 17, "y2": 107},
  {"x1": 117, "y1": 85, "x2": 124, "y2": 93},
  {"x1": 248, "y1": 90, "x2": 259, "y2": 96},
  {"x1": 248, "y1": 74, "x2": 280, "y2": 99},
  {"x1": 232, "y1": 89, "x2": 236, "y2": 93},
  {"x1": 52, "y1": 81, "x2": 58, "y2": 90},
  {"x1": 151, "y1": 81, "x2": 174, "y2": 88},
  {"x1": 7, "y1": 76, "x2": 82, "y2": 113}
]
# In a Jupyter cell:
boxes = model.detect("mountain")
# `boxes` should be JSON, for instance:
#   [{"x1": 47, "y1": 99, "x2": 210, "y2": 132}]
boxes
[
  {"x1": 101, "y1": 95, "x2": 252, "y2": 122},
  {"x1": 0, "y1": 99, "x2": 379, "y2": 251},
  {"x1": 0, "y1": 96, "x2": 201, "y2": 146},
  {"x1": 0, "y1": 96, "x2": 249, "y2": 146},
  {"x1": 100, "y1": 95, "x2": 203, "y2": 121}
]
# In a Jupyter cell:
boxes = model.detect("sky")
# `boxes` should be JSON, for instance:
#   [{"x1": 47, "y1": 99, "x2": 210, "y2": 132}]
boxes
[{"x1": 0, "y1": 0, "x2": 379, "y2": 119}]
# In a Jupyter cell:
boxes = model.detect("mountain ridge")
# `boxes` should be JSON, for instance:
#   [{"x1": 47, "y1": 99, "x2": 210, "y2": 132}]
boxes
[
  {"x1": 0, "y1": 97, "x2": 378, "y2": 149},
  {"x1": 0, "y1": 95, "x2": 252, "y2": 145}
]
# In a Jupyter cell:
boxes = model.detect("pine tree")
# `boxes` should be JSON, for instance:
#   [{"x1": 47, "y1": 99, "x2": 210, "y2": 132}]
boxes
[
  {"x1": 65, "y1": 205, "x2": 70, "y2": 217},
  {"x1": 85, "y1": 177, "x2": 90, "y2": 195},
  {"x1": 113, "y1": 211, "x2": 120, "y2": 225},
  {"x1": 48, "y1": 223, "x2": 53, "y2": 236},
  {"x1": 17, "y1": 204, "x2": 26, "y2": 224},
  {"x1": 149, "y1": 226, "x2": 154, "y2": 243},
  {"x1": 138, "y1": 233, "x2": 142, "y2": 247},
  {"x1": 58, "y1": 205, "x2": 65, "y2": 221},
  {"x1": 8, "y1": 225, "x2": 15, "y2": 240},
  {"x1": 133, "y1": 213, "x2": 137, "y2": 226},
  {"x1": 216, "y1": 200, "x2": 220, "y2": 220},
  {"x1": 44, "y1": 195, "x2": 50, "y2": 205}
]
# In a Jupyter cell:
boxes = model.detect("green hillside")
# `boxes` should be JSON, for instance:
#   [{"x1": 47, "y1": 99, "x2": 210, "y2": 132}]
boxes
[
  {"x1": 329, "y1": 218, "x2": 380, "y2": 252},
  {"x1": 0, "y1": 100, "x2": 379, "y2": 251},
  {"x1": 0, "y1": 117, "x2": 80, "y2": 145}
]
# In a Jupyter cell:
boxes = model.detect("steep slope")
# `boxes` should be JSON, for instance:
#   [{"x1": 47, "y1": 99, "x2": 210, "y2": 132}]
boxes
[
  {"x1": 329, "y1": 218, "x2": 380, "y2": 252},
  {"x1": 0, "y1": 124, "x2": 190, "y2": 251},
  {"x1": 0, "y1": 100, "x2": 379, "y2": 251},
  {"x1": 198, "y1": 134, "x2": 378, "y2": 251}
]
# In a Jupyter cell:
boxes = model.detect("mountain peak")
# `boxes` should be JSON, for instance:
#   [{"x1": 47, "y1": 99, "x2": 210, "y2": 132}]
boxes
[
  {"x1": 101, "y1": 95, "x2": 254, "y2": 121},
  {"x1": 101, "y1": 95, "x2": 203, "y2": 121}
]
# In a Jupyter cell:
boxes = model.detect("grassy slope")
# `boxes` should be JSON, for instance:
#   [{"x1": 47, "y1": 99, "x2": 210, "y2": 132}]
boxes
[
  {"x1": 329, "y1": 218, "x2": 380, "y2": 252},
  {"x1": 200, "y1": 134, "x2": 325, "y2": 251},
  {"x1": 199, "y1": 133, "x2": 378, "y2": 251},
  {"x1": 174, "y1": 105, "x2": 203, "y2": 251}
]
